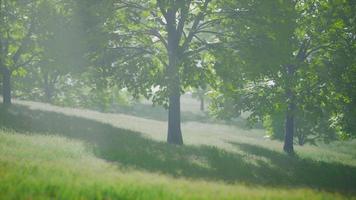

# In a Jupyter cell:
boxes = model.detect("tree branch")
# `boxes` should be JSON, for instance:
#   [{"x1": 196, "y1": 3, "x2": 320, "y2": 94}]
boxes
[
  {"x1": 110, "y1": 46, "x2": 154, "y2": 54},
  {"x1": 183, "y1": 42, "x2": 222, "y2": 57},
  {"x1": 197, "y1": 18, "x2": 222, "y2": 30},
  {"x1": 295, "y1": 38, "x2": 311, "y2": 62},
  {"x1": 195, "y1": 30, "x2": 224, "y2": 36},
  {"x1": 150, "y1": 10, "x2": 166, "y2": 26},
  {"x1": 148, "y1": 29, "x2": 168, "y2": 49},
  {"x1": 304, "y1": 44, "x2": 332, "y2": 59},
  {"x1": 181, "y1": 0, "x2": 212, "y2": 51},
  {"x1": 115, "y1": 0, "x2": 146, "y2": 10},
  {"x1": 12, "y1": 16, "x2": 35, "y2": 64},
  {"x1": 157, "y1": 0, "x2": 168, "y2": 20},
  {"x1": 116, "y1": 28, "x2": 167, "y2": 49},
  {"x1": 176, "y1": 0, "x2": 191, "y2": 43},
  {"x1": 15, "y1": 53, "x2": 40, "y2": 68}
]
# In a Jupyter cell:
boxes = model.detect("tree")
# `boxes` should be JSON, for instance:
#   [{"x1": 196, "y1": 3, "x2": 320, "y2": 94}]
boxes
[
  {"x1": 211, "y1": 0, "x2": 355, "y2": 153},
  {"x1": 281, "y1": 0, "x2": 355, "y2": 152},
  {"x1": 311, "y1": 0, "x2": 356, "y2": 140},
  {"x1": 15, "y1": 0, "x2": 113, "y2": 105},
  {"x1": 0, "y1": 0, "x2": 39, "y2": 105},
  {"x1": 109, "y1": 0, "x2": 220, "y2": 144},
  {"x1": 35, "y1": 0, "x2": 87, "y2": 103},
  {"x1": 212, "y1": 0, "x2": 297, "y2": 153},
  {"x1": 191, "y1": 85, "x2": 209, "y2": 111}
]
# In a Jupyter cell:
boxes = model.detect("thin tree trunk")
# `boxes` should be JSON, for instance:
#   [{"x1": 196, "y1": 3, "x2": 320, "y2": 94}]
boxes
[
  {"x1": 284, "y1": 99, "x2": 295, "y2": 154},
  {"x1": 284, "y1": 39, "x2": 310, "y2": 153},
  {"x1": 2, "y1": 67, "x2": 11, "y2": 105},
  {"x1": 43, "y1": 72, "x2": 53, "y2": 103},
  {"x1": 283, "y1": 64, "x2": 295, "y2": 154},
  {"x1": 200, "y1": 96, "x2": 204, "y2": 111}
]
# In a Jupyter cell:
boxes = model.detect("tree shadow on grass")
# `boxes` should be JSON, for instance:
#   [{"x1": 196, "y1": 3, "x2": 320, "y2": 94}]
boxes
[
  {"x1": 0, "y1": 105, "x2": 355, "y2": 194},
  {"x1": 229, "y1": 142, "x2": 356, "y2": 192}
]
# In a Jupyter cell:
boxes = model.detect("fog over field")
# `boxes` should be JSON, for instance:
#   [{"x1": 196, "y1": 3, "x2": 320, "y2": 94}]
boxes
[{"x1": 0, "y1": 0, "x2": 355, "y2": 199}]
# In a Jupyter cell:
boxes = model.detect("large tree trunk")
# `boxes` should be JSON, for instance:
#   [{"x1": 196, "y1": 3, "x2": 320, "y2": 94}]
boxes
[
  {"x1": 166, "y1": 9, "x2": 183, "y2": 145},
  {"x1": 2, "y1": 67, "x2": 11, "y2": 106},
  {"x1": 166, "y1": 56, "x2": 183, "y2": 145},
  {"x1": 167, "y1": 84, "x2": 183, "y2": 145}
]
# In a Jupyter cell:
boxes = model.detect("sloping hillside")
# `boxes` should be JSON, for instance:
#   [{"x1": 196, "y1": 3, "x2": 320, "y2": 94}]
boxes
[{"x1": 0, "y1": 102, "x2": 356, "y2": 199}]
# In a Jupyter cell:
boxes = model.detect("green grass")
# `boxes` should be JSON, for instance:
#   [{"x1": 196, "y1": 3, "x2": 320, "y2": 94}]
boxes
[
  {"x1": 0, "y1": 104, "x2": 356, "y2": 199},
  {"x1": 0, "y1": 130, "x2": 351, "y2": 200}
]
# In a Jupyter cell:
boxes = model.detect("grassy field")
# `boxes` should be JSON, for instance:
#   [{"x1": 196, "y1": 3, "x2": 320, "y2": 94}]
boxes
[{"x1": 0, "y1": 100, "x2": 356, "y2": 199}]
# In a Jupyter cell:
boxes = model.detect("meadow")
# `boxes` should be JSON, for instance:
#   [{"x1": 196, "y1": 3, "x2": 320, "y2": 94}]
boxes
[
  {"x1": 1, "y1": 0, "x2": 355, "y2": 199},
  {"x1": 0, "y1": 98, "x2": 355, "y2": 199}
]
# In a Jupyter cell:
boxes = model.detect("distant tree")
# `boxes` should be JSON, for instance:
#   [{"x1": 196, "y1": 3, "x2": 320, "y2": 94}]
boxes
[
  {"x1": 34, "y1": 0, "x2": 87, "y2": 103},
  {"x1": 16, "y1": 0, "x2": 114, "y2": 105},
  {"x1": 191, "y1": 85, "x2": 209, "y2": 112},
  {"x1": 0, "y1": 0, "x2": 39, "y2": 105}
]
